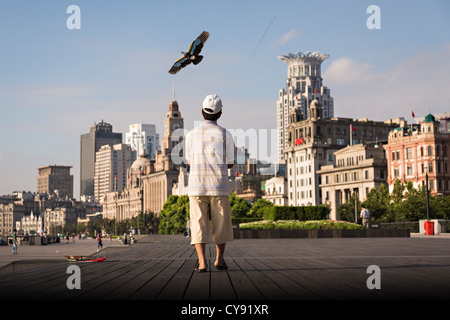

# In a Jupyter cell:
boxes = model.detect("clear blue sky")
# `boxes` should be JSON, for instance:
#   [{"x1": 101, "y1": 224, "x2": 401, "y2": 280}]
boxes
[{"x1": 0, "y1": 0, "x2": 449, "y2": 198}]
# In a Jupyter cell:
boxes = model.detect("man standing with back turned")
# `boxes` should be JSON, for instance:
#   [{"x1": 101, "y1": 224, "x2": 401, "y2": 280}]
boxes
[{"x1": 185, "y1": 94, "x2": 236, "y2": 272}]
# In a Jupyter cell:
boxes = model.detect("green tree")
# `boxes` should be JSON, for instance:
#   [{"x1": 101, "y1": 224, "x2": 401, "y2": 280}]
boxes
[
  {"x1": 364, "y1": 184, "x2": 393, "y2": 222},
  {"x1": 248, "y1": 198, "x2": 273, "y2": 218},
  {"x1": 229, "y1": 193, "x2": 251, "y2": 218},
  {"x1": 336, "y1": 194, "x2": 361, "y2": 223},
  {"x1": 158, "y1": 195, "x2": 189, "y2": 234}
]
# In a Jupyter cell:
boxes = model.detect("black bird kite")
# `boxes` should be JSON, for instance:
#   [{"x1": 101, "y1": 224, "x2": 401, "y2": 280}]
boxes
[{"x1": 168, "y1": 31, "x2": 210, "y2": 75}]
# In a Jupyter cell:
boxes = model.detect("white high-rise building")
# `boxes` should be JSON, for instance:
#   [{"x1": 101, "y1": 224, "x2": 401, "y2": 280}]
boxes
[
  {"x1": 125, "y1": 123, "x2": 160, "y2": 159},
  {"x1": 94, "y1": 143, "x2": 136, "y2": 202},
  {"x1": 277, "y1": 51, "x2": 334, "y2": 162}
]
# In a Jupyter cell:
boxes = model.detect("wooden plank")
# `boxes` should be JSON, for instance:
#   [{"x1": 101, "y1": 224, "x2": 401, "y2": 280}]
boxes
[
  {"x1": 102, "y1": 258, "x2": 174, "y2": 300},
  {"x1": 233, "y1": 258, "x2": 290, "y2": 300},
  {"x1": 183, "y1": 258, "x2": 211, "y2": 300},
  {"x1": 156, "y1": 258, "x2": 197, "y2": 300},
  {"x1": 53, "y1": 260, "x2": 136, "y2": 300},
  {"x1": 129, "y1": 258, "x2": 186, "y2": 300},
  {"x1": 0, "y1": 259, "x2": 114, "y2": 299},
  {"x1": 209, "y1": 266, "x2": 237, "y2": 300},
  {"x1": 217, "y1": 258, "x2": 264, "y2": 300}
]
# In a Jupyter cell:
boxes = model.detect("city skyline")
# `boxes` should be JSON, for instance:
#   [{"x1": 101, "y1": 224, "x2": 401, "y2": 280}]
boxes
[{"x1": 1, "y1": 0, "x2": 449, "y2": 199}]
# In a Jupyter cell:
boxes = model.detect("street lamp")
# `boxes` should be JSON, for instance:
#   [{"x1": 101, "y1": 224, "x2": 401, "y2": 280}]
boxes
[{"x1": 425, "y1": 171, "x2": 430, "y2": 221}]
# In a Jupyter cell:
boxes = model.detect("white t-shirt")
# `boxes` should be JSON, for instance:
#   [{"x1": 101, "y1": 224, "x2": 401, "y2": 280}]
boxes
[{"x1": 185, "y1": 121, "x2": 236, "y2": 196}]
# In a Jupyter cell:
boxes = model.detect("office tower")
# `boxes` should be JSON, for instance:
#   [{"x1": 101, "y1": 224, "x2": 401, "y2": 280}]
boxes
[
  {"x1": 277, "y1": 51, "x2": 334, "y2": 162},
  {"x1": 80, "y1": 120, "x2": 122, "y2": 199},
  {"x1": 36, "y1": 165, "x2": 74, "y2": 199},
  {"x1": 94, "y1": 143, "x2": 136, "y2": 201},
  {"x1": 125, "y1": 123, "x2": 160, "y2": 159}
]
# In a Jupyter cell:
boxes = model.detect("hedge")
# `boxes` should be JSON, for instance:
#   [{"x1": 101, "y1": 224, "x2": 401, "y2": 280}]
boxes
[
  {"x1": 263, "y1": 205, "x2": 328, "y2": 221},
  {"x1": 239, "y1": 220, "x2": 363, "y2": 230}
]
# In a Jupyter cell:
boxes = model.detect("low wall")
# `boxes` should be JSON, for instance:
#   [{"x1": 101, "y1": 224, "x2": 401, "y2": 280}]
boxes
[{"x1": 233, "y1": 228, "x2": 410, "y2": 239}]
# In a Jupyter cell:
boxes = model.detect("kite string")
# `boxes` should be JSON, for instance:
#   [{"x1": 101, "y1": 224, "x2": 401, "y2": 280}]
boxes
[{"x1": 251, "y1": 16, "x2": 277, "y2": 57}]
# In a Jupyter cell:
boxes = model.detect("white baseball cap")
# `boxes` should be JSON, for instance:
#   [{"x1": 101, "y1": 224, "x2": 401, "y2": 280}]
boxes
[{"x1": 202, "y1": 94, "x2": 223, "y2": 114}]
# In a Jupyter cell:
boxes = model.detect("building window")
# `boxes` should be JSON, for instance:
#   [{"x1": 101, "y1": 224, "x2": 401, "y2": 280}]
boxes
[
  {"x1": 365, "y1": 170, "x2": 369, "y2": 179},
  {"x1": 407, "y1": 166, "x2": 413, "y2": 176},
  {"x1": 428, "y1": 146, "x2": 432, "y2": 156},
  {"x1": 428, "y1": 163, "x2": 433, "y2": 173},
  {"x1": 406, "y1": 148, "x2": 412, "y2": 159},
  {"x1": 429, "y1": 180, "x2": 434, "y2": 191},
  {"x1": 392, "y1": 152, "x2": 395, "y2": 161},
  {"x1": 394, "y1": 168, "x2": 399, "y2": 177},
  {"x1": 396, "y1": 151, "x2": 400, "y2": 160},
  {"x1": 422, "y1": 163, "x2": 425, "y2": 173},
  {"x1": 337, "y1": 138, "x2": 345, "y2": 145},
  {"x1": 421, "y1": 147, "x2": 424, "y2": 156}
]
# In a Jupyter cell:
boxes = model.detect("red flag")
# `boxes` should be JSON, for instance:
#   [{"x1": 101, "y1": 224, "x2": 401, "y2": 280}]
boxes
[
  {"x1": 315, "y1": 88, "x2": 318, "y2": 93},
  {"x1": 295, "y1": 137, "x2": 303, "y2": 145},
  {"x1": 351, "y1": 125, "x2": 356, "y2": 131},
  {"x1": 412, "y1": 111, "x2": 415, "y2": 118}
]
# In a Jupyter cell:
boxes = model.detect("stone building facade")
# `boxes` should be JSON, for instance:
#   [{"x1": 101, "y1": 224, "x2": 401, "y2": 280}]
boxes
[
  {"x1": 36, "y1": 165, "x2": 74, "y2": 199},
  {"x1": 262, "y1": 176, "x2": 288, "y2": 206},
  {"x1": 318, "y1": 144, "x2": 388, "y2": 220},
  {"x1": 102, "y1": 98, "x2": 185, "y2": 221},
  {"x1": 384, "y1": 114, "x2": 450, "y2": 195},
  {"x1": 285, "y1": 99, "x2": 399, "y2": 207}
]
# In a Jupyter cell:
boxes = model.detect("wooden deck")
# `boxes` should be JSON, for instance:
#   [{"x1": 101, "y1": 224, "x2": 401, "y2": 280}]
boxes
[{"x1": 1, "y1": 234, "x2": 449, "y2": 303}]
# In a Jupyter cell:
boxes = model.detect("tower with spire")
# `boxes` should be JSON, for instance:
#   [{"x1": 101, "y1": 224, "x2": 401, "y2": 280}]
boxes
[{"x1": 277, "y1": 51, "x2": 334, "y2": 162}]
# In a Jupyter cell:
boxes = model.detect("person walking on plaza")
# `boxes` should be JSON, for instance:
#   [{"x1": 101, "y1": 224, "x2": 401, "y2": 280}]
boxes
[
  {"x1": 360, "y1": 205, "x2": 370, "y2": 228},
  {"x1": 97, "y1": 233, "x2": 103, "y2": 252},
  {"x1": 11, "y1": 229, "x2": 18, "y2": 255},
  {"x1": 185, "y1": 94, "x2": 236, "y2": 272},
  {"x1": 186, "y1": 216, "x2": 191, "y2": 238}
]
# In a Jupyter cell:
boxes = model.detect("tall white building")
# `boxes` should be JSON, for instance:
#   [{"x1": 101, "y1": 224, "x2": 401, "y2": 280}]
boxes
[
  {"x1": 125, "y1": 123, "x2": 160, "y2": 159},
  {"x1": 94, "y1": 143, "x2": 136, "y2": 202},
  {"x1": 277, "y1": 51, "x2": 334, "y2": 162}
]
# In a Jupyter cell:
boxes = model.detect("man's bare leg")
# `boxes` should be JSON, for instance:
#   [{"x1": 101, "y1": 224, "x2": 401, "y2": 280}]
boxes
[
  {"x1": 214, "y1": 243, "x2": 225, "y2": 267},
  {"x1": 195, "y1": 243, "x2": 207, "y2": 269}
]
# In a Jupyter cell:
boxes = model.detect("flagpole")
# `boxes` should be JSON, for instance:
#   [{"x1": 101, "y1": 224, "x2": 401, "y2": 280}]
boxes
[{"x1": 350, "y1": 124, "x2": 352, "y2": 146}]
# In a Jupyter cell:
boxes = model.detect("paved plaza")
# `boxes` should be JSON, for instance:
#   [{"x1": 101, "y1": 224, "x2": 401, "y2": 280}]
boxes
[{"x1": 0, "y1": 235, "x2": 450, "y2": 315}]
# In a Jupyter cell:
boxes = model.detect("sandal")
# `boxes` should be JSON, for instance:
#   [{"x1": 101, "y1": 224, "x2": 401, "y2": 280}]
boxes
[
  {"x1": 195, "y1": 261, "x2": 208, "y2": 273},
  {"x1": 214, "y1": 259, "x2": 228, "y2": 270}
]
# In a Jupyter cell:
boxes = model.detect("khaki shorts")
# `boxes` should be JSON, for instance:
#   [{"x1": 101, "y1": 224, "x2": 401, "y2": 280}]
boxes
[{"x1": 189, "y1": 195, "x2": 234, "y2": 245}]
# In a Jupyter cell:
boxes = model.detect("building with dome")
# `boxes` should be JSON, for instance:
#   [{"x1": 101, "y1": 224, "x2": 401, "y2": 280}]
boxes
[
  {"x1": 285, "y1": 99, "x2": 399, "y2": 208},
  {"x1": 102, "y1": 97, "x2": 185, "y2": 223},
  {"x1": 384, "y1": 113, "x2": 450, "y2": 195}
]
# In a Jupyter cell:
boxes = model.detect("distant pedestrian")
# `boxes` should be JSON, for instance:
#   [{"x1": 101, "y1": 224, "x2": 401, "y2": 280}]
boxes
[
  {"x1": 66, "y1": 234, "x2": 69, "y2": 244},
  {"x1": 186, "y1": 216, "x2": 191, "y2": 237},
  {"x1": 360, "y1": 205, "x2": 370, "y2": 228},
  {"x1": 11, "y1": 229, "x2": 18, "y2": 255},
  {"x1": 97, "y1": 233, "x2": 103, "y2": 252}
]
